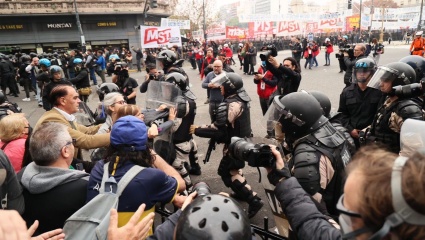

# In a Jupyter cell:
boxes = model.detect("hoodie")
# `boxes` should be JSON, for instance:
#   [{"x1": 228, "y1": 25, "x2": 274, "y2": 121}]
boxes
[{"x1": 20, "y1": 162, "x2": 89, "y2": 194}]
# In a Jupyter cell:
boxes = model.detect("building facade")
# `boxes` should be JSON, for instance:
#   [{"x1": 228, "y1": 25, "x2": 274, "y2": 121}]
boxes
[{"x1": 0, "y1": 0, "x2": 171, "y2": 53}]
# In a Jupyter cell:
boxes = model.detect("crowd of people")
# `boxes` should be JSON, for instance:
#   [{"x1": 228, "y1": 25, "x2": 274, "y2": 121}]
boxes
[{"x1": 0, "y1": 28, "x2": 425, "y2": 240}]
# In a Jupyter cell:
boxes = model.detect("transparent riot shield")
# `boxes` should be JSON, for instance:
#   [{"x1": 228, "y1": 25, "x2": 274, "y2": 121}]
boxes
[
  {"x1": 74, "y1": 101, "x2": 96, "y2": 126},
  {"x1": 400, "y1": 119, "x2": 425, "y2": 157},
  {"x1": 145, "y1": 80, "x2": 182, "y2": 164}
]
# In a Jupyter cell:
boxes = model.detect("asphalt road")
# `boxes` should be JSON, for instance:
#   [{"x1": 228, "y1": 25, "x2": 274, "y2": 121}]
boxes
[{"x1": 17, "y1": 42, "x2": 411, "y2": 233}]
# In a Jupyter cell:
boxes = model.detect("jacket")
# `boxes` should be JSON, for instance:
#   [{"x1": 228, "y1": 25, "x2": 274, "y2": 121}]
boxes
[
  {"x1": 34, "y1": 108, "x2": 110, "y2": 159},
  {"x1": 0, "y1": 150, "x2": 24, "y2": 214},
  {"x1": 68, "y1": 68, "x2": 90, "y2": 89},
  {"x1": 18, "y1": 162, "x2": 89, "y2": 235},
  {"x1": 275, "y1": 177, "x2": 341, "y2": 240},
  {"x1": 0, "y1": 139, "x2": 26, "y2": 172},
  {"x1": 254, "y1": 66, "x2": 277, "y2": 99},
  {"x1": 410, "y1": 37, "x2": 425, "y2": 56}
]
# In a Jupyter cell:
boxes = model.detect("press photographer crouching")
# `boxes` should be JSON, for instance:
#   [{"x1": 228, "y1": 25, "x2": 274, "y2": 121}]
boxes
[
  {"x1": 342, "y1": 44, "x2": 367, "y2": 88},
  {"x1": 262, "y1": 45, "x2": 302, "y2": 97},
  {"x1": 265, "y1": 145, "x2": 425, "y2": 239}
]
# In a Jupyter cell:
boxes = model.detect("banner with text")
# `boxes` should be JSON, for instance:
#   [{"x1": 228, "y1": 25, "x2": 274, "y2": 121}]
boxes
[
  {"x1": 161, "y1": 18, "x2": 191, "y2": 30},
  {"x1": 248, "y1": 22, "x2": 274, "y2": 38},
  {"x1": 226, "y1": 26, "x2": 247, "y2": 39},
  {"x1": 140, "y1": 26, "x2": 182, "y2": 48},
  {"x1": 276, "y1": 21, "x2": 302, "y2": 36}
]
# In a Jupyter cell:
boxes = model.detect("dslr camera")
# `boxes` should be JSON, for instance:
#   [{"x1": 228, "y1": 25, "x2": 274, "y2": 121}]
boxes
[
  {"x1": 191, "y1": 182, "x2": 211, "y2": 197},
  {"x1": 148, "y1": 74, "x2": 156, "y2": 80},
  {"x1": 228, "y1": 137, "x2": 276, "y2": 168},
  {"x1": 335, "y1": 45, "x2": 354, "y2": 59},
  {"x1": 393, "y1": 81, "x2": 425, "y2": 98},
  {"x1": 114, "y1": 62, "x2": 127, "y2": 74},
  {"x1": 260, "y1": 45, "x2": 278, "y2": 61}
]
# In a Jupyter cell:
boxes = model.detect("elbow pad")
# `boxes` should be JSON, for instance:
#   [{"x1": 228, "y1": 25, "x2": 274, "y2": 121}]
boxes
[{"x1": 214, "y1": 103, "x2": 228, "y2": 128}]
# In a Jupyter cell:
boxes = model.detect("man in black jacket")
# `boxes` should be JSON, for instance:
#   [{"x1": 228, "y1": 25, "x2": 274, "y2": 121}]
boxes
[
  {"x1": 290, "y1": 37, "x2": 303, "y2": 66},
  {"x1": 131, "y1": 46, "x2": 143, "y2": 72},
  {"x1": 343, "y1": 43, "x2": 367, "y2": 87}
]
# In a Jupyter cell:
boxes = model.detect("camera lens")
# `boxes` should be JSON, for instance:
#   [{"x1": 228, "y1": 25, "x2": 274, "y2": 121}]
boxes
[
  {"x1": 192, "y1": 182, "x2": 211, "y2": 197},
  {"x1": 229, "y1": 137, "x2": 255, "y2": 161}
]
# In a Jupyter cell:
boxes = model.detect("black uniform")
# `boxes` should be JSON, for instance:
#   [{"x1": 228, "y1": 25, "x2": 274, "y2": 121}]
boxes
[
  {"x1": 268, "y1": 63, "x2": 301, "y2": 97},
  {"x1": 0, "y1": 59, "x2": 18, "y2": 96},
  {"x1": 291, "y1": 42, "x2": 303, "y2": 66},
  {"x1": 288, "y1": 121, "x2": 351, "y2": 218},
  {"x1": 338, "y1": 83, "x2": 382, "y2": 148},
  {"x1": 343, "y1": 55, "x2": 366, "y2": 87},
  {"x1": 369, "y1": 98, "x2": 424, "y2": 153},
  {"x1": 68, "y1": 68, "x2": 91, "y2": 103}
]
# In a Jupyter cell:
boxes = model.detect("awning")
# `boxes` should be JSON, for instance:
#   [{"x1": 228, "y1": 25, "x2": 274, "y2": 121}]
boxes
[
  {"x1": 52, "y1": 43, "x2": 69, "y2": 48},
  {"x1": 19, "y1": 44, "x2": 36, "y2": 49}
]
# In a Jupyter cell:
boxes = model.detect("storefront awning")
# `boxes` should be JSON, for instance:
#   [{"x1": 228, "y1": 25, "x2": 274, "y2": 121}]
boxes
[
  {"x1": 19, "y1": 44, "x2": 36, "y2": 49},
  {"x1": 52, "y1": 43, "x2": 69, "y2": 48}
]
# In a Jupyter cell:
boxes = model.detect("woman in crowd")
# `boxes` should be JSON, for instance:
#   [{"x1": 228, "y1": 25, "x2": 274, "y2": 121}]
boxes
[
  {"x1": 87, "y1": 116, "x2": 185, "y2": 236},
  {"x1": 242, "y1": 42, "x2": 251, "y2": 75},
  {"x1": 97, "y1": 92, "x2": 127, "y2": 134},
  {"x1": 324, "y1": 38, "x2": 334, "y2": 66},
  {"x1": 268, "y1": 145, "x2": 425, "y2": 239},
  {"x1": 0, "y1": 113, "x2": 30, "y2": 172}
]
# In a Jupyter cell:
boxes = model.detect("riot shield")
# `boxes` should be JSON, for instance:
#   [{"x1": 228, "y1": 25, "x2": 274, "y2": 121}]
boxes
[
  {"x1": 400, "y1": 119, "x2": 425, "y2": 157},
  {"x1": 74, "y1": 101, "x2": 96, "y2": 126},
  {"x1": 145, "y1": 80, "x2": 182, "y2": 110},
  {"x1": 145, "y1": 80, "x2": 183, "y2": 164}
]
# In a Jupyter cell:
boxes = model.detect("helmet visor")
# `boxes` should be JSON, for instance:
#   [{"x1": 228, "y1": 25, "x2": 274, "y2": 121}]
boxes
[
  {"x1": 156, "y1": 58, "x2": 164, "y2": 71},
  {"x1": 210, "y1": 72, "x2": 228, "y2": 87},
  {"x1": 367, "y1": 66, "x2": 399, "y2": 90},
  {"x1": 262, "y1": 96, "x2": 305, "y2": 132}
]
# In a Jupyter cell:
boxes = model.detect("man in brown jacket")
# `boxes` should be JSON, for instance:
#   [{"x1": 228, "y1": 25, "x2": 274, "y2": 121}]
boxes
[{"x1": 35, "y1": 85, "x2": 110, "y2": 162}]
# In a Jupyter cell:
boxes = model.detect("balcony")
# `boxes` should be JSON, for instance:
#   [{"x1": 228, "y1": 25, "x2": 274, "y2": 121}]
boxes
[{"x1": 0, "y1": 0, "x2": 171, "y2": 16}]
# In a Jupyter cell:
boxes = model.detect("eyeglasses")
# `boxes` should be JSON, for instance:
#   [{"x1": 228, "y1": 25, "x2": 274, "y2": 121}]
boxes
[
  {"x1": 336, "y1": 194, "x2": 362, "y2": 218},
  {"x1": 283, "y1": 64, "x2": 292, "y2": 67},
  {"x1": 64, "y1": 138, "x2": 77, "y2": 148},
  {"x1": 112, "y1": 100, "x2": 126, "y2": 106}
]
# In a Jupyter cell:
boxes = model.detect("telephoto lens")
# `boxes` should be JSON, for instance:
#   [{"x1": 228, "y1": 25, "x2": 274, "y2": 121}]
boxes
[{"x1": 192, "y1": 182, "x2": 211, "y2": 197}]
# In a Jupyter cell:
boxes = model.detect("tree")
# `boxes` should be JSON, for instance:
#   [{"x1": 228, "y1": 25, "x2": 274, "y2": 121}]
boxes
[{"x1": 171, "y1": 0, "x2": 219, "y2": 32}]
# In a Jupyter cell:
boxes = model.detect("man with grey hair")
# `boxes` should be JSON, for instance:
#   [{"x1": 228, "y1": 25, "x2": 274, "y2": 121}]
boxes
[
  {"x1": 343, "y1": 43, "x2": 367, "y2": 88},
  {"x1": 18, "y1": 122, "x2": 89, "y2": 236}
]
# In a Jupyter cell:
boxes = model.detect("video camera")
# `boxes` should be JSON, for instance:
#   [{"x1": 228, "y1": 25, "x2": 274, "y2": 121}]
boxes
[
  {"x1": 191, "y1": 182, "x2": 211, "y2": 197},
  {"x1": 114, "y1": 62, "x2": 127, "y2": 74},
  {"x1": 228, "y1": 137, "x2": 276, "y2": 168},
  {"x1": 393, "y1": 81, "x2": 425, "y2": 98},
  {"x1": 335, "y1": 45, "x2": 354, "y2": 59},
  {"x1": 259, "y1": 45, "x2": 278, "y2": 61}
]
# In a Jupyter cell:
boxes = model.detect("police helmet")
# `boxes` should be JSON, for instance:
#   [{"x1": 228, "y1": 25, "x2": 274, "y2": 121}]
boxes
[
  {"x1": 29, "y1": 52, "x2": 37, "y2": 58},
  {"x1": 220, "y1": 72, "x2": 243, "y2": 98},
  {"x1": 21, "y1": 55, "x2": 31, "y2": 63},
  {"x1": 266, "y1": 93, "x2": 327, "y2": 142},
  {"x1": 175, "y1": 194, "x2": 252, "y2": 240},
  {"x1": 156, "y1": 50, "x2": 177, "y2": 69},
  {"x1": 165, "y1": 72, "x2": 196, "y2": 100},
  {"x1": 399, "y1": 55, "x2": 425, "y2": 81},
  {"x1": 368, "y1": 62, "x2": 416, "y2": 92},
  {"x1": 39, "y1": 58, "x2": 51, "y2": 68},
  {"x1": 352, "y1": 58, "x2": 377, "y2": 84},
  {"x1": 0, "y1": 92, "x2": 6, "y2": 105},
  {"x1": 96, "y1": 83, "x2": 119, "y2": 101},
  {"x1": 306, "y1": 91, "x2": 332, "y2": 118},
  {"x1": 50, "y1": 65, "x2": 62, "y2": 75},
  {"x1": 73, "y1": 58, "x2": 83, "y2": 64}
]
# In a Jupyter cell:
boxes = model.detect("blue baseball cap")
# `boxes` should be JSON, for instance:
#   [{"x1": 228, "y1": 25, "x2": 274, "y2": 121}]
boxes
[{"x1": 110, "y1": 116, "x2": 147, "y2": 151}]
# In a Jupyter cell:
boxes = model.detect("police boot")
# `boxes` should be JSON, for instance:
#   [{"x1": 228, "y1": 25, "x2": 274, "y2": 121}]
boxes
[{"x1": 248, "y1": 195, "x2": 264, "y2": 219}]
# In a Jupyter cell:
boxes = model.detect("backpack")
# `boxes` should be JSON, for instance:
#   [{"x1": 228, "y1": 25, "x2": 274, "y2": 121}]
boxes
[{"x1": 63, "y1": 163, "x2": 144, "y2": 240}]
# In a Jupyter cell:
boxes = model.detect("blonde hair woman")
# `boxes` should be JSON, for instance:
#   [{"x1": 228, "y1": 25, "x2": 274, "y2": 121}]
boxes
[{"x1": 0, "y1": 113, "x2": 30, "y2": 172}]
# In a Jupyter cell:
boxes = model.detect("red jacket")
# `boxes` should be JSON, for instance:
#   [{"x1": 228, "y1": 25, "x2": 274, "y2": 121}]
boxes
[
  {"x1": 222, "y1": 47, "x2": 233, "y2": 58},
  {"x1": 255, "y1": 66, "x2": 277, "y2": 99},
  {"x1": 325, "y1": 43, "x2": 334, "y2": 54}
]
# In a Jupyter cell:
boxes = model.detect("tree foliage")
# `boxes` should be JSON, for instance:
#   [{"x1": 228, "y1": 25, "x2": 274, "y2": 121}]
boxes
[{"x1": 171, "y1": 0, "x2": 219, "y2": 31}]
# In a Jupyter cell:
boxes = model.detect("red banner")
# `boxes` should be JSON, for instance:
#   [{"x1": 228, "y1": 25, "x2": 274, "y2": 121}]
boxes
[
  {"x1": 226, "y1": 26, "x2": 247, "y2": 39},
  {"x1": 248, "y1": 22, "x2": 274, "y2": 38},
  {"x1": 277, "y1": 21, "x2": 301, "y2": 35},
  {"x1": 305, "y1": 22, "x2": 319, "y2": 33},
  {"x1": 346, "y1": 15, "x2": 360, "y2": 31},
  {"x1": 319, "y1": 18, "x2": 343, "y2": 29}
]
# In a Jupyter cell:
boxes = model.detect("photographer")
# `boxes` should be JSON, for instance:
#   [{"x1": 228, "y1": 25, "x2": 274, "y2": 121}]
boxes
[
  {"x1": 140, "y1": 63, "x2": 163, "y2": 94},
  {"x1": 337, "y1": 36, "x2": 349, "y2": 73},
  {"x1": 267, "y1": 56, "x2": 301, "y2": 97},
  {"x1": 371, "y1": 38, "x2": 384, "y2": 64},
  {"x1": 266, "y1": 145, "x2": 425, "y2": 240},
  {"x1": 114, "y1": 63, "x2": 138, "y2": 105},
  {"x1": 343, "y1": 43, "x2": 367, "y2": 88}
]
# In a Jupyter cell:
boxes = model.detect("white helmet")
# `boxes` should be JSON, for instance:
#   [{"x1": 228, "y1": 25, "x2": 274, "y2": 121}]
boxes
[
  {"x1": 239, "y1": 43, "x2": 243, "y2": 47},
  {"x1": 416, "y1": 31, "x2": 423, "y2": 36},
  {"x1": 325, "y1": 38, "x2": 330, "y2": 42},
  {"x1": 224, "y1": 43, "x2": 229, "y2": 47}
]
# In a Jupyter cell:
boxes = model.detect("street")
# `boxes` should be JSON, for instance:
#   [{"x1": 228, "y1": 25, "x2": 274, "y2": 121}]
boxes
[{"x1": 19, "y1": 43, "x2": 411, "y2": 231}]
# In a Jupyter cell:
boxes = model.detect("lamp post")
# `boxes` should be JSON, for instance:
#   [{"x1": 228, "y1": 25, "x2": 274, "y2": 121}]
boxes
[
  {"x1": 73, "y1": 0, "x2": 85, "y2": 48},
  {"x1": 419, "y1": 0, "x2": 424, "y2": 30},
  {"x1": 203, "y1": 0, "x2": 207, "y2": 42}
]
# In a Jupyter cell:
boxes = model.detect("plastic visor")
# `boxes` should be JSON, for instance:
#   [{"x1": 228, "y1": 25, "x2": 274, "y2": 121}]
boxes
[
  {"x1": 145, "y1": 80, "x2": 181, "y2": 110},
  {"x1": 400, "y1": 119, "x2": 425, "y2": 157},
  {"x1": 210, "y1": 72, "x2": 228, "y2": 87},
  {"x1": 262, "y1": 96, "x2": 305, "y2": 133},
  {"x1": 367, "y1": 66, "x2": 399, "y2": 89},
  {"x1": 156, "y1": 59, "x2": 164, "y2": 71}
]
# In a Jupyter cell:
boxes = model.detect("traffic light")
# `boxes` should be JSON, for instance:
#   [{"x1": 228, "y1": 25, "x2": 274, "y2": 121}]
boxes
[
  {"x1": 150, "y1": 0, "x2": 158, "y2": 8},
  {"x1": 348, "y1": 0, "x2": 352, "y2": 9}
]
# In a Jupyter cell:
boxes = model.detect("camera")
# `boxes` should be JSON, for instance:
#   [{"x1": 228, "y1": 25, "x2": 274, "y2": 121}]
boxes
[
  {"x1": 228, "y1": 137, "x2": 276, "y2": 168},
  {"x1": 192, "y1": 182, "x2": 211, "y2": 197},
  {"x1": 114, "y1": 62, "x2": 127, "y2": 74},
  {"x1": 393, "y1": 81, "x2": 425, "y2": 98},
  {"x1": 259, "y1": 45, "x2": 278, "y2": 61},
  {"x1": 149, "y1": 74, "x2": 156, "y2": 80},
  {"x1": 335, "y1": 45, "x2": 354, "y2": 59}
]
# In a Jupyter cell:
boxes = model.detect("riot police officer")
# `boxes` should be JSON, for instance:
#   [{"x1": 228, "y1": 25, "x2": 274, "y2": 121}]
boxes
[
  {"x1": 367, "y1": 62, "x2": 424, "y2": 153},
  {"x1": 338, "y1": 58, "x2": 382, "y2": 149},
  {"x1": 0, "y1": 55, "x2": 18, "y2": 97},
  {"x1": 190, "y1": 72, "x2": 264, "y2": 218},
  {"x1": 166, "y1": 72, "x2": 200, "y2": 191},
  {"x1": 399, "y1": 55, "x2": 425, "y2": 110},
  {"x1": 42, "y1": 65, "x2": 71, "y2": 111},
  {"x1": 266, "y1": 92, "x2": 352, "y2": 218},
  {"x1": 156, "y1": 49, "x2": 189, "y2": 84}
]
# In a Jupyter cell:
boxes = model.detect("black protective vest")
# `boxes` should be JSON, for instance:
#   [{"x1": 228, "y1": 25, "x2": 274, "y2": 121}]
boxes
[
  {"x1": 371, "y1": 99, "x2": 423, "y2": 153},
  {"x1": 173, "y1": 99, "x2": 196, "y2": 144},
  {"x1": 225, "y1": 95, "x2": 252, "y2": 144},
  {"x1": 295, "y1": 122, "x2": 350, "y2": 217}
]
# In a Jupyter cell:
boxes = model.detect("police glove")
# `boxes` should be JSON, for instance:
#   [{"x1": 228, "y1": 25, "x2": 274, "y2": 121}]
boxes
[
  {"x1": 266, "y1": 145, "x2": 291, "y2": 186},
  {"x1": 123, "y1": 95, "x2": 129, "y2": 102}
]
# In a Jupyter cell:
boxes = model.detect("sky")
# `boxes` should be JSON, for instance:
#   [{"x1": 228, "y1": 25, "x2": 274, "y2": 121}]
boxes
[{"x1": 215, "y1": 0, "x2": 332, "y2": 10}]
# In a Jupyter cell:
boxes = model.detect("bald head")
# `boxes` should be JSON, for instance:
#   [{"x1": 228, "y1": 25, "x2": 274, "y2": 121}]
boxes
[{"x1": 212, "y1": 60, "x2": 223, "y2": 74}]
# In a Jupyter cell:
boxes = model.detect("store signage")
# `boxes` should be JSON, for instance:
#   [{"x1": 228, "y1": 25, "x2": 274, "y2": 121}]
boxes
[
  {"x1": 97, "y1": 22, "x2": 117, "y2": 27},
  {"x1": 0, "y1": 24, "x2": 23, "y2": 30},
  {"x1": 47, "y1": 23, "x2": 72, "y2": 29}
]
